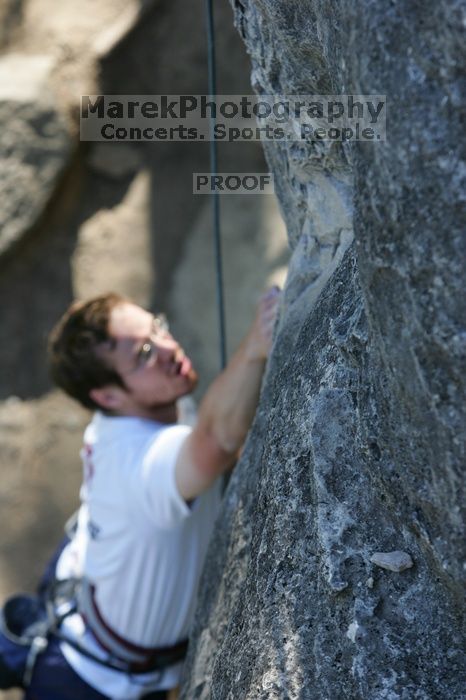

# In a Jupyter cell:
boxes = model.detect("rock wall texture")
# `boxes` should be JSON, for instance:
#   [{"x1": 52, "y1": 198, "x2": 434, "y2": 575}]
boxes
[{"x1": 181, "y1": 1, "x2": 465, "y2": 698}]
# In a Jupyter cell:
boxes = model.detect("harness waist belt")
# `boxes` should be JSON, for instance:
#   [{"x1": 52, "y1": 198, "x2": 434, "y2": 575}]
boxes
[{"x1": 78, "y1": 579, "x2": 188, "y2": 673}]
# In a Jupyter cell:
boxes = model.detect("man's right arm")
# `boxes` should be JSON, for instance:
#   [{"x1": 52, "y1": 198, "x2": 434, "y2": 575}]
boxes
[{"x1": 175, "y1": 288, "x2": 280, "y2": 502}]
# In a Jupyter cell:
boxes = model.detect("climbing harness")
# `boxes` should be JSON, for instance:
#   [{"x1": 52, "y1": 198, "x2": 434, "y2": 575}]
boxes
[
  {"x1": 77, "y1": 578, "x2": 188, "y2": 674},
  {"x1": 0, "y1": 577, "x2": 188, "y2": 688},
  {"x1": 0, "y1": 592, "x2": 49, "y2": 687}
]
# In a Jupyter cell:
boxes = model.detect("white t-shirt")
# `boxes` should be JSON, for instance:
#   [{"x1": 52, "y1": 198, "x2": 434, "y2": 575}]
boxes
[{"x1": 56, "y1": 412, "x2": 221, "y2": 699}]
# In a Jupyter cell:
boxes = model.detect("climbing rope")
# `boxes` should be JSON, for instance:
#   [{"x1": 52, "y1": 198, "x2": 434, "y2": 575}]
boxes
[{"x1": 205, "y1": 0, "x2": 227, "y2": 371}]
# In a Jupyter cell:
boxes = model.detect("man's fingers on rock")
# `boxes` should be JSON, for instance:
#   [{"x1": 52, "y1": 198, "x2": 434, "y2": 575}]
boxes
[
  {"x1": 261, "y1": 298, "x2": 280, "y2": 316},
  {"x1": 262, "y1": 315, "x2": 277, "y2": 331},
  {"x1": 261, "y1": 314, "x2": 277, "y2": 336},
  {"x1": 261, "y1": 286, "x2": 281, "y2": 304},
  {"x1": 262, "y1": 301, "x2": 279, "y2": 319}
]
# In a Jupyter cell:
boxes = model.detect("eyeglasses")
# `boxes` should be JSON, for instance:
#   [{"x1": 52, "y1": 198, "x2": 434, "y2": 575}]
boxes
[{"x1": 128, "y1": 314, "x2": 170, "y2": 374}]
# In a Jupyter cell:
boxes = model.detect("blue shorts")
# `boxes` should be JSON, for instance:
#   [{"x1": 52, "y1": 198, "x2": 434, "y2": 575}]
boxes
[
  {"x1": 23, "y1": 638, "x2": 167, "y2": 699},
  {"x1": 24, "y1": 637, "x2": 109, "y2": 700}
]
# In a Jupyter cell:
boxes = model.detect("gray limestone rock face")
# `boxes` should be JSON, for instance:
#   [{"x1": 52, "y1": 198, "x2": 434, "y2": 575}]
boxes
[
  {"x1": 181, "y1": 1, "x2": 465, "y2": 698},
  {"x1": 0, "y1": 54, "x2": 72, "y2": 259}
]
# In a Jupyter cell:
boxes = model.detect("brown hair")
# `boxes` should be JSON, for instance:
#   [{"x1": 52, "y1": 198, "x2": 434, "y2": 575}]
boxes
[{"x1": 48, "y1": 292, "x2": 128, "y2": 411}]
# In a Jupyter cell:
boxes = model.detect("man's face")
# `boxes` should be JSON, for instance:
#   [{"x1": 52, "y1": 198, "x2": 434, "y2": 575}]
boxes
[{"x1": 93, "y1": 302, "x2": 198, "y2": 419}]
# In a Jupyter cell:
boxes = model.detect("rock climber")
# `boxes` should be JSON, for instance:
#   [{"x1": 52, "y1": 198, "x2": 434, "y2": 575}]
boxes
[{"x1": 0, "y1": 287, "x2": 280, "y2": 700}]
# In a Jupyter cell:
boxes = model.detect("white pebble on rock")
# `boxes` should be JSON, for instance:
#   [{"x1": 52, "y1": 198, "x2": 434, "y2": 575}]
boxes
[{"x1": 370, "y1": 551, "x2": 414, "y2": 573}]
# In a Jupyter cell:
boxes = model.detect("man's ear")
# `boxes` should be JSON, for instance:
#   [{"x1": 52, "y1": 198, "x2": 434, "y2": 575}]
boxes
[{"x1": 89, "y1": 385, "x2": 126, "y2": 411}]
